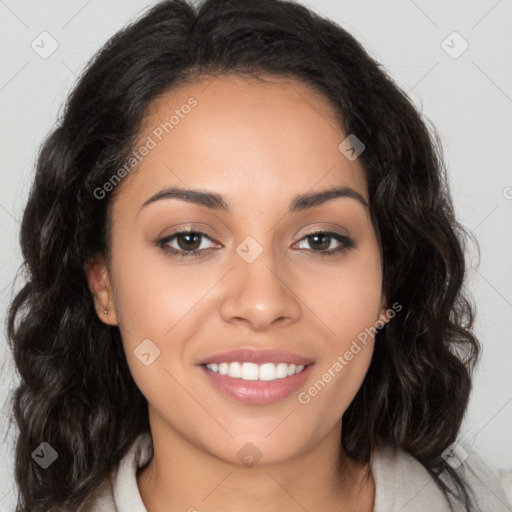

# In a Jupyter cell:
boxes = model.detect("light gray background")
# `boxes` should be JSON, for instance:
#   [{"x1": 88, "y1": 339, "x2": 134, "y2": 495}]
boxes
[{"x1": 1, "y1": 0, "x2": 511, "y2": 510}]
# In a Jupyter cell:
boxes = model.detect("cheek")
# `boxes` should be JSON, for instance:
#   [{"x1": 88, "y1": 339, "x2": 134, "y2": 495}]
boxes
[
  {"x1": 295, "y1": 240, "x2": 382, "y2": 422},
  {"x1": 296, "y1": 342, "x2": 374, "y2": 446},
  {"x1": 109, "y1": 241, "x2": 224, "y2": 391},
  {"x1": 303, "y1": 240, "x2": 383, "y2": 344},
  {"x1": 110, "y1": 240, "x2": 207, "y2": 343}
]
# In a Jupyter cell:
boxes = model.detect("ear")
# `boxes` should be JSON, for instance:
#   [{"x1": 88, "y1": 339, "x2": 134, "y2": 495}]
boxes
[
  {"x1": 376, "y1": 294, "x2": 391, "y2": 326},
  {"x1": 84, "y1": 254, "x2": 118, "y2": 325}
]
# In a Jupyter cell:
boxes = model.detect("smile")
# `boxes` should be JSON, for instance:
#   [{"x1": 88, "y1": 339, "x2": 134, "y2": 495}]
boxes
[{"x1": 205, "y1": 361, "x2": 306, "y2": 381}]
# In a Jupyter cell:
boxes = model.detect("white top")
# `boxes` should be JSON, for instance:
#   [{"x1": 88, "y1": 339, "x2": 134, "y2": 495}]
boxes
[{"x1": 82, "y1": 432, "x2": 512, "y2": 512}]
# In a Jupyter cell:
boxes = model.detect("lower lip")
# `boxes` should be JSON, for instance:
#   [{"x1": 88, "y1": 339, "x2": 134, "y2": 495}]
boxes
[{"x1": 199, "y1": 364, "x2": 314, "y2": 405}]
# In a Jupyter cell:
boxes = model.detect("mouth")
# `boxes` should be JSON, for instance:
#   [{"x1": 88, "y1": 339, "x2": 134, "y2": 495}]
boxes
[
  {"x1": 198, "y1": 348, "x2": 314, "y2": 405},
  {"x1": 204, "y1": 361, "x2": 306, "y2": 380}
]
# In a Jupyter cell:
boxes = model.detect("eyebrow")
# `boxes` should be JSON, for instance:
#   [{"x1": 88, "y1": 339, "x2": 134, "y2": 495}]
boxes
[{"x1": 138, "y1": 185, "x2": 369, "y2": 214}]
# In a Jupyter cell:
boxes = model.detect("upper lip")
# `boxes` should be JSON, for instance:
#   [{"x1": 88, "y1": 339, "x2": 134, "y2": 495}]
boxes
[{"x1": 198, "y1": 348, "x2": 314, "y2": 366}]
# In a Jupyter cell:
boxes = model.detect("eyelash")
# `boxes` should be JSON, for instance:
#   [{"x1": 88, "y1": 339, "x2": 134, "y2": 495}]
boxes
[{"x1": 156, "y1": 229, "x2": 355, "y2": 259}]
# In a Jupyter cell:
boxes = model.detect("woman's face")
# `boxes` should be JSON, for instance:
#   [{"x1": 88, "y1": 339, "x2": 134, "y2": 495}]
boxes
[{"x1": 87, "y1": 74, "x2": 387, "y2": 465}]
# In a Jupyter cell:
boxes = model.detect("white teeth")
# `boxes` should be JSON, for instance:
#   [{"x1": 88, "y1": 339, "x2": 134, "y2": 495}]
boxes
[
  {"x1": 241, "y1": 362, "x2": 259, "y2": 380},
  {"x1": 227, "y1": 361, "x2": 242, "y2": 378},
  {"x1": 205, "y1": 361, "x2": 306, "y2": 381},
  {"x1": 276, "y1": 362, "x2": 288, "y2": 378},
  {"x1": 259, "y1": 363, "x2": 276, "y2": 381}
]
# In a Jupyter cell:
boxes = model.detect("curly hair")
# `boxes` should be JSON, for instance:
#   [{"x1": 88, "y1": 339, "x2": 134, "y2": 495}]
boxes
[{"x1": 6, "y1": 0, "x2": 480, "y2": 510}]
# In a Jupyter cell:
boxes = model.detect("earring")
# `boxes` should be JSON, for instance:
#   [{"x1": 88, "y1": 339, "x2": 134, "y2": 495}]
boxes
[{"x1": 103, "y1": 307, "x2": 108, "y2": 315}]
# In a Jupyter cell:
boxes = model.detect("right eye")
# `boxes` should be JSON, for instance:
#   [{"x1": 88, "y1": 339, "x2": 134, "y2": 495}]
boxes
[{"x1": 156, "y1": 230, "x2": 220, "y2": 259}]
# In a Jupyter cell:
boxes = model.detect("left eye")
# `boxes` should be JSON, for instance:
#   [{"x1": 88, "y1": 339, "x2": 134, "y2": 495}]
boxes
[{"x1": 294, "y1": 232, "x2": 354, "y2": 255}]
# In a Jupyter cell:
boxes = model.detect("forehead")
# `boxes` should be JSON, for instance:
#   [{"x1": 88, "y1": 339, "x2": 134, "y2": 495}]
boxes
[{"x1": 113, "y1": 73, "x2": 368, "y2": 212}]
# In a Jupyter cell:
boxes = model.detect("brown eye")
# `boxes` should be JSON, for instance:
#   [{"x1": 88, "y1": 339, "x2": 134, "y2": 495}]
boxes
[
  {"x1": 305, "y1": 233, "x2": 331, "y2": 251},
  {"x1": 295, "y1": 231, "x2": 354, "y2": 256},
  {"x1": 174, "y1": 232, "x2": 202, "y2": 251},
  {"x1": 157, "y1": 230, "x2": 217, "y2": 259}
]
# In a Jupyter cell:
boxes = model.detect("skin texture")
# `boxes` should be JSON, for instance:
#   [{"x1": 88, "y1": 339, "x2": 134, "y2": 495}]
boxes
[{"x1": 85, "y1": 74, "x2": 389, "y2": 512}]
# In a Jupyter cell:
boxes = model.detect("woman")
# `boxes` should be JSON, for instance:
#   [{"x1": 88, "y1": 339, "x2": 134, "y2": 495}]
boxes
[{"x1": 6, "y1": 0, "x2": 511, "y2": 510}]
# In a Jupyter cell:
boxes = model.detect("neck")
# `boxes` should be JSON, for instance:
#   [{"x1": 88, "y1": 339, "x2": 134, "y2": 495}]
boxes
[{"x1": 137, "y1": 414, "x2": 374, "y2": 512}]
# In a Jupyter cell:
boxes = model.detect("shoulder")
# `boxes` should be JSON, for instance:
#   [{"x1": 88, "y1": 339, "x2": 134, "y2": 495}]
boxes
[
  {"x1": 371, "y1": 442, "x2": 512, "y2": 512},
  {"x1": 447, "y1": 447, "x2": 512, "y2": 511},
  {"x1": 371, "y1": 443, "x2": 451, "y2": 512},
  {"x1": 79, "y1": 474, "x2": 116, "y2": 512},
  {"x1": 79, "y1": 432, "x2": 153, "y2": 512}
]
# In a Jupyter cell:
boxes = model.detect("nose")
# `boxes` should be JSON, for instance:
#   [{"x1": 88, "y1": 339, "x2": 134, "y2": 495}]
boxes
[{"x1": 219, "y1": 244, "x2": 302, "y2": 331}]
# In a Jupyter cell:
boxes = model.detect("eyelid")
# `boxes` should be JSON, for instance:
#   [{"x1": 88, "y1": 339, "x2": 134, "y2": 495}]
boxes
[
  {"x1": 293, "y1": 230, "x2": 354, "y2": 252},
  {"x1": 294, "y1": 222, "x2": 351, "y2": 239},
  {"x1": 157, "y1": 223, "x2": 219, "y2": 238},
  {"x1": 158, "y1": 230, "x2": 221, "y2": 249}
]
